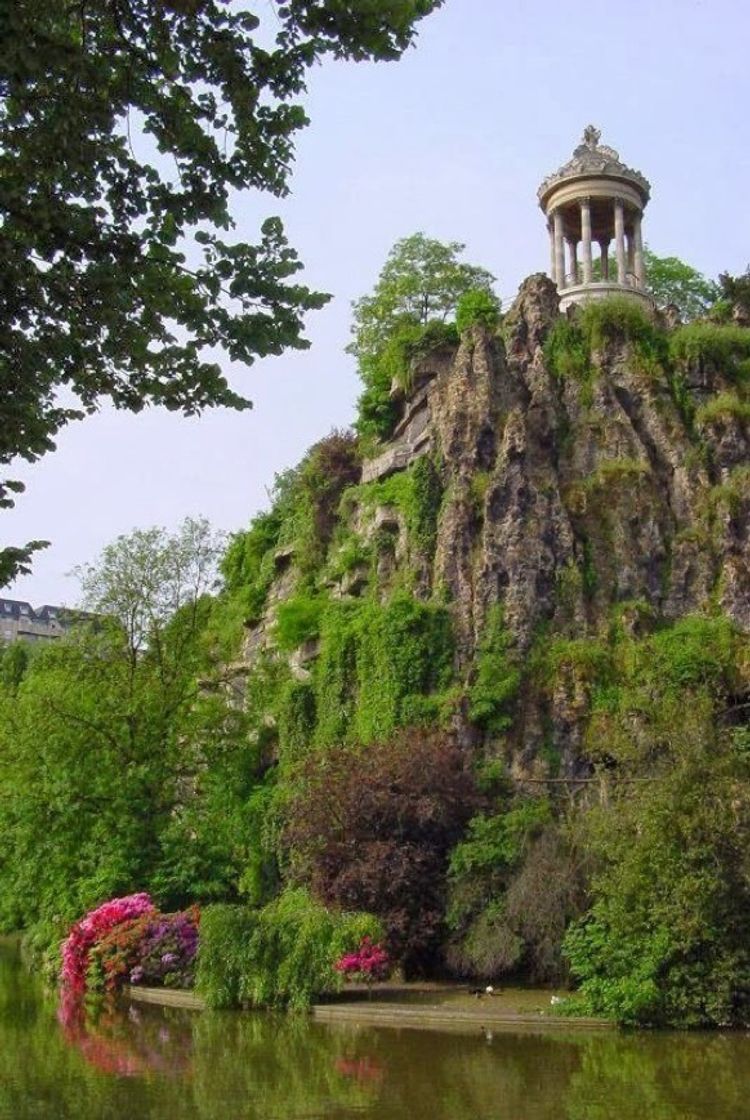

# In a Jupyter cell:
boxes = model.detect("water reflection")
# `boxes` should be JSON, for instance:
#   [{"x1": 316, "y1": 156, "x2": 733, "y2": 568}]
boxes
[
  {"x1": 59, "y1": 995, "x2": 193, "y2": 1079},
  {"x1": 2, "y1": 941, "x2": 750, "y2": 1120}
]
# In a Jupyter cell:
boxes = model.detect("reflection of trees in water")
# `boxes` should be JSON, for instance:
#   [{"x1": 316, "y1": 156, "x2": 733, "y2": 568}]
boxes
[
  {"x1": 189, "y1": 1013, "x2": 378, "y2": 1116},
  {"x1": 564, "y1": 1033, "x2": 750, "y2": 1120},
  {"x1": 4, "y1": 946, "x2": 750, "y2": 1119},
  {"x1": 59, "y1": 994, "x2": 193, "y2": 1079}
]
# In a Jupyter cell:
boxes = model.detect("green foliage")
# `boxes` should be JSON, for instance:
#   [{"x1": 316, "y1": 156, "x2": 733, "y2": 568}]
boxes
[
  {"x1": 221, "y1": 513, "x2": 282, "y2": 601},
  {"x1": 669, "y1": 323, "x2": 750, "y2": 381},
  {"x1": 344, "y1": 455, "x2": 443, "y2": 557},
  {"x1": 274, "y1": 594, "x2": 327, "y2": 651},
  {"x1": 350, "y1": 233, "x2": 496, "y2": 440},
  {"x1": 380, "y1": 320, "x2": 460, "y2": 394},
  {"x1": 455, "y1": 288, "x2": 502, "y2": 333},
  {"x1": 0, "y1": 642, "x2": 30, "y2": 691},
  {"x1": 641, "y1": 615, "x2": 737, "y2": 692},
  {"x1": 446, "y1": 799, "x2": 582, "y2": 982},
  {"x1": 278, "y1": 682, "x2": 317, "y2": 764},
  {"x1": 409, "y1": 455, "x2": 444, "y2": 554},
  {"x1": 545, "y1": 298, "x2": 667, "y2": 403},
  {"x1": 644, "y1": 248, "x2": 720, "y2": 320},
  {"x1": 468, "y1": 607, "x2": 521, "y2": 733},
  {"x1": 325, "y1": 534, "x2": 372, "y2": 584},
  {"x1": 449, "y1": 800, "x2": 552, "y2": 881},
  {"x1": 209, "y1": 431, "x2": 360, "y2": 655},
  {"x1": 578, "y1": 297, "x2": 663, "y2": 354},
  {"x1": 719, "y1": 265, "x2": 750, "y2": 316},
  {"x1": 314, "y1": 592, "x2": 455, "y2": 746},
  {"x1": 564, "y1": 710, "x2": 750, "y2": 1027},
  {"x1": 544, "y1": 317, "x2": 592, "y2": 384},
  {"x1": 536, "y1": 635, "x2": 613, "y2": 690},
  {"x1": 0, "y1": 1, "x2": 440, "y2": 582},
  {"x1": 0, "y1": 524, "x2": 258, "y2": 945},
  {"x1": 196, "y1": 890, "x2": 381, "y2": 1010}
]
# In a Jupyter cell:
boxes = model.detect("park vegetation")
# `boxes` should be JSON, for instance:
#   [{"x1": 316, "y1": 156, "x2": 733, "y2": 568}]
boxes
[{"x1": 2, "y1": 236, "x2": 750, "y2": 1025}]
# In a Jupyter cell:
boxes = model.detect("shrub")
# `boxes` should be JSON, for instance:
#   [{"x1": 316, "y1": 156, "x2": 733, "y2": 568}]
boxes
[
  {"x1": 545, "y1": 297, "x2": 666, "y2": 395},
  {"x1": 669, "y1": 323, "x2": 750, "y2": 378},
  {"x1": 544, "y1": 317, "x2": 591, "y2": 384},
  {"x1": 564, "y1": 717, "x2": 750, "y2": 1027},
  {"x1": 380, "y1": 320, "x2": 459, "y2": 394},
  {"x1": 578, "y1": 297, "x2": 662, "y2": 352},
  {"x1": 445, "y1": 800, "x2": 585, "y2": 982},
  {"x1": 695, "y1": 391, "x2": 750, "y2": 426},
  {"x1": 87, "y1": 907, "x2": 199, "y2": 993},
  {"x1": 274, "y1": 594, "x2": 327, "y2": 651},
  {"x1": 61, "y1": 893, "x2": 155, "y2": 994},
  {"x1": 334, "y1": 936, "x2": 391, "y2": 982},
  {"x1": 455, "y1": 288, "x2": 501, "y2": 333},
  {"x1": 196, "y1": 890, "x2": 381, "y2": 1010},
  {"x1": 285, "y1": 729, "x2": 482, "y2": 973}
]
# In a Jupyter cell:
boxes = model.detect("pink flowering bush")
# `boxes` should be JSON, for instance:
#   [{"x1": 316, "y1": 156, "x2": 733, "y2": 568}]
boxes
[
  {"x1": 61, "y1": 893, "x2": 155, "y2": 993},
  {"x1": 334, "y1": 937, "x2": 390, "y2": 983}
]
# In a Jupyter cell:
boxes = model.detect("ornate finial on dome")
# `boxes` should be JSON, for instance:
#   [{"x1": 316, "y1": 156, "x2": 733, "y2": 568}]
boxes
[{"x1": 583, "y1": 124, "x2": 601, "y2": 148}]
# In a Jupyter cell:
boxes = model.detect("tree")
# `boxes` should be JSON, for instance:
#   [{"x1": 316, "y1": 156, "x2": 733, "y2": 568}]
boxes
[
  {"x1": 349, "y1": 233, "x2": 499, "y2": 440},
  {"x1": 564, "y1": 714, "x2": 750, "y2": 1028},
  {"x1": 644, "y1": 248, "x2": 719, "y2": 320},
  {"x1": 76, "y1": 516, "x2": 223, "y2": 655},
  {"x1": 0, "y1": 2, "x2": 443, "y2": 583},
  {"x1": 284, "y1": 728, "x2": 482, "y2": 973},
  {"x1": 0, "y1": 518, "x2": 253, "y2": 940},
  {"x1": 718, "y1": 266, "x2": 750, "y2": 319}
]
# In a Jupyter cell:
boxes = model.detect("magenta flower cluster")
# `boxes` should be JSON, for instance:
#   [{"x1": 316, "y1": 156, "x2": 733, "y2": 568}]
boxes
[
  {"x1": 334, "y1": 936, "x2": 390, "y2": 982},
  {"x1": 61, "y1": 893, "x2": 155, "y2": 992}
]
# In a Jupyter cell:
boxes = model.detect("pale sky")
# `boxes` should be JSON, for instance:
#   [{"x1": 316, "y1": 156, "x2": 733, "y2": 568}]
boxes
[{"x1": 6, "y1": 0, "x2": 750, "y2": 607}]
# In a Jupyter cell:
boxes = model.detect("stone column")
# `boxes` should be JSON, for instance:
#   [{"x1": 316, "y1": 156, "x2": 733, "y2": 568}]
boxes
[
  {"x1": 580, "y1": 198, "x2": 593, "y2": 285},
  {"x1": 553, "y1": 209, "x2": 565, "y2": 289},
  {"x1": 567, "y1": 238, "x2": 578, "y2": 286},
  {"x1": 627, "y1": 233, "x2": 635, "y2": 284},
  {"x1": 548, "y1": 221, "x2": 556, "y2": 281},
  {"x1": 614, "y1": 198, "x2": 627, "y2": 285},
  {"x1": 633, "y1": 213, "x2": 646, "y2": 289},
  {"x1": 599, "y1": 240, "x2": 609, "y2": 281}
]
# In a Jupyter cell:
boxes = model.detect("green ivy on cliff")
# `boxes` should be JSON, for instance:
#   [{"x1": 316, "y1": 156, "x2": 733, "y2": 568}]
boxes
[
  {"x1": 313, "y1": 592, "x2": 455, "y2": 747},
  {"x1": 468, "y1": 606, "x2": 521, "y2": 734}
]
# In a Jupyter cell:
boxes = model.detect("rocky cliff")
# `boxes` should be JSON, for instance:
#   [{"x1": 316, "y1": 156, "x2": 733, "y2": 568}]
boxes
[{"x1": 232, "y1": 275, "x2": 750, "y2": 780}]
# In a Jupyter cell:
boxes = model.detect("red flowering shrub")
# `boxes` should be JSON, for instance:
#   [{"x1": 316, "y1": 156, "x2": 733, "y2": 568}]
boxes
[
  {"x1": 86, "y1": 913, "x2": 153, "y2": 994},
  {"x1": 61, "y1": 893, "x2": 155, "y2": 993},
  {"x1": 335, "y1": 937, "x2": 390, "y2": 982},
  {"x1": 61, "y1": 894, "x2": 199, "y2": 997}
]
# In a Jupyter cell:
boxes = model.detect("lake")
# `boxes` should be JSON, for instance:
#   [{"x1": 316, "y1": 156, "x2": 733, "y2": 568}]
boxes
[{"x1": 1, "y1": 940, "x2": 749, "y2": 1119}]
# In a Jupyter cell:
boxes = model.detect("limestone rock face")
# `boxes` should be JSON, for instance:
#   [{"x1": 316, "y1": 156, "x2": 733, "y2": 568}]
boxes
[
  {"x1": 388, "y1": 274, "x2": 748, "y2": 772},
  {"x1": 421, "y1": 276, "x2": 750, "y2": 660},
  {"x1": 237, "y1": 273, "x2": 750, "y2": 776}
]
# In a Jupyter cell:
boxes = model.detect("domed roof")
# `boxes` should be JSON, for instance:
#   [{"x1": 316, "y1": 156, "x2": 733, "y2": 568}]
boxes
[{"x1": 538, "y1": 126, "x2": 650, "y2": 208}]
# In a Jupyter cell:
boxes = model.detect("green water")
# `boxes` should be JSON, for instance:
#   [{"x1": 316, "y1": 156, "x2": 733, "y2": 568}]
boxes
[{"x1": 2, "y1": 942, "x2": 750, "y2": 1120}]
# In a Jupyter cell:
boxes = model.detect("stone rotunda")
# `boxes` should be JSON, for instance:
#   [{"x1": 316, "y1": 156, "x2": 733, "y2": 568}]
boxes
[{"x1": 538, "y1": 126, "x2": 651, "y2": 311}]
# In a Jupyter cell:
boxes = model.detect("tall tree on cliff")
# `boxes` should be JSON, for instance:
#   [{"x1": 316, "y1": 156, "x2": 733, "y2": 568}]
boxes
[{"x1": 0, "y1": 0, "x2": 443, "y2": 584}]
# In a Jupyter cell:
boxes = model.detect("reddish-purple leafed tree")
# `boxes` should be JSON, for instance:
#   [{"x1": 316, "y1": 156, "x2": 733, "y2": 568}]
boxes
[{"x1": 285, "y1": 729, "x2": 482, "y2": 974}]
